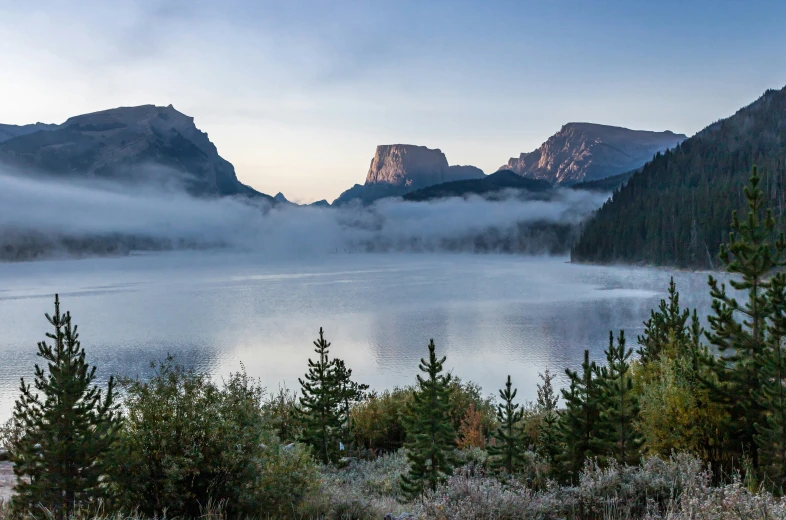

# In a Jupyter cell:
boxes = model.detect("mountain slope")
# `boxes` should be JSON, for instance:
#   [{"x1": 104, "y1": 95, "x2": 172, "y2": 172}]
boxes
[
  {"x1": 571, "y1": 85, "x2": 786, "y2": 268},
  {"x1": 402, "y1": 170, "x2": 552, "y2": 202},
  {"x1": 0, "y1": 105, "x2": 274, "y2": 201},
  {"x1": 501, "y1": 123, "x2": 686, "y2": 185},
  {"x1": 0, "y1": 123, "x2": 58, "y2": 143},
  {"x1": 333, "y1": 144, "x2": 485, "y2": 205}
]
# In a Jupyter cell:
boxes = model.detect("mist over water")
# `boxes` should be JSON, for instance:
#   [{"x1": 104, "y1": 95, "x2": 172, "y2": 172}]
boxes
[
  {"x1": 0, "y1": 252, "x2": 717, "y2": 422},
  {"x1": 0, "y1": 169, "x2": 609, "y2": 259}
]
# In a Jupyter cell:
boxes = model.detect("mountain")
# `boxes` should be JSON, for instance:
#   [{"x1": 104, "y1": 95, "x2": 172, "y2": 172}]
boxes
[
  {"x1": 309, "y1": 199, "x2": 330, "y2": 207},
  {"x1": 500, "y1": 123, "x2": 686, "y2": 185},
  {"x1": 274, "y1": 192, "x2": 292, "y2": 204},
  {"x1": 402, "y1": 170, "x2": 552, "y2": 202},
  {"x1": 0, "y1": 105, "x2": 274, "y2": 202},
  {"x1": 333, "y1": 144, "x2": 485, "y2": 205},
  {"x1": 571, "y1": 85, "x2": 786, "y2": 268},
  {"x1": 0, "y1": 123, "x2": 58, "y2": 143}
]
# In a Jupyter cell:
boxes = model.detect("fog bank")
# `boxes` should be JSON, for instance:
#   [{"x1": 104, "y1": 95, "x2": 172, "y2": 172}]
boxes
[{"x1": 0, "y1": 170, "x2": 609, "y2": 261}]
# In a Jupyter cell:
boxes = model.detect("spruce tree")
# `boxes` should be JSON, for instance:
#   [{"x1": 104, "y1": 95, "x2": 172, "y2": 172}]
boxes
[
  {"x1": 299, "y1": 327, "x2": 342, "y2": 464},
  {"x1": 400, "y1": 339, "x2": 456, "y2": 499},
  {"x1": 334, "y1": 358, "x2": 369, "y2": 453},
  {"x1": 12, "y1": 295, "x2": 121, "y2": 519},
  {"x1": 705, "y1": 166, "x2": 785, "y2": 468},
  {"x1": 558, "y1": 350, "x2": 600, "y2": 478},
  {"x1": 536, "y1": 370, "x2": 560, "y2": 468},
  {"x1": 488, "y1": 375, "x2": 527, "y2": 474},
  {"x1": 638, "y1": 277, "x2": 690, "y2": 363},
  {"x1": 755, "y1": 272, "x2": 786, "y2": 490},
  {"x1": 596, "y1": 330, "x2": 641, "y2": 464}
]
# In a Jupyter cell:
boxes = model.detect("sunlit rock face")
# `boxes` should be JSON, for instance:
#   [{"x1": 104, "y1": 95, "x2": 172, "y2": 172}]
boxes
[
  {"x1": 500, "y1": 123, "x2": 687, "y2": 185},
  {"x1": 333, "y1": 144, "x2": 485, "y2": 205}
]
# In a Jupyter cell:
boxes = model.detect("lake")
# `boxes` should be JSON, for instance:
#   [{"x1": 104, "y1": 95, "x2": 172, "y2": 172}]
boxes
[{"x1": 0, "y1": 252, "x2": 717, "y2": 421}]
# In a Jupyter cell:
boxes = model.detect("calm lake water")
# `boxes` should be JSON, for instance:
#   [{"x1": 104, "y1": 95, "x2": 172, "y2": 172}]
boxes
[{"x1": 0, "y1": 252, "x2": 717, "y2": 421}]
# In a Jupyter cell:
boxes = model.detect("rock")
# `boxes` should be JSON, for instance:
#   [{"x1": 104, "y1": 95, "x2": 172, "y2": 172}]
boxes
[
  {"x1": 0, "y1": 105, "x2": 275, "y2": 201},
  {"x1": 384, "y1": 513, "x2": 416, "y2": 520},
  {"x1": 366, "y1": 145, "x2": 484, "y2": 188},
  {"x1": 333, "y1": 144, "x2": 485, "y2": 205},
  {"x1": 499, "y1": 123, "x2": 686, "y2": 185}
]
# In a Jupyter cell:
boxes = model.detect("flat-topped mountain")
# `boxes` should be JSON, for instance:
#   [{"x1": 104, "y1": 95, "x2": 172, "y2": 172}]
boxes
[
  {"x1": 500, "y1": 123, "x2": 686, "y2": 185},
  {"x1": 334, "y1": 144, "x2": 485, "y2": 205},
  {"x1": 0, "y1": 105, "x2": 273, "y2": 201}
]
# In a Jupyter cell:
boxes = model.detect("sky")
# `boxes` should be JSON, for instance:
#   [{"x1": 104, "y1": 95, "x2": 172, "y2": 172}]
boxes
[{"x1": 1, "y1": 0, "x2": 785, "y2": 203}]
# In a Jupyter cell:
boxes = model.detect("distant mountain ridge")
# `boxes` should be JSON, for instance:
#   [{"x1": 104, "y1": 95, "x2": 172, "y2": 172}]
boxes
[
  {"x1": 333, "y1": 144, "x2": 485, "y2": 205},
  {"x1": 0, "y1": 123, "x2": 59, "y2": 143},
  {"x1": 0, "y1": 105, "x2": 274, "y2": 202},
  {"x1": 571, "y1": 85, "x2": 786, "y2": 268},
  {"x1": 403, "y1": 170, "x2": 552, "y2": 202},
  {"x1": 500, "y1": 123, "x2": 686, "y2": 185}
]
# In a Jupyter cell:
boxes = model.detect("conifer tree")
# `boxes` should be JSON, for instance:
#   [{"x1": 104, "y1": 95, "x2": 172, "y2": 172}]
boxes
[
  {"x1": 488, "y1": 375, "x2": 527, "y2": 474},
  {"x1": 755, "y1": 272, "x2": 786, "y2": 490},
  {"x1": 334, "y1": 358, "x2": 369, "y2": 452},
  {"x1": 401, "y1": 339, "x2": 456, "y2": 499},
  {"x1": 12, "y1": 295, "x2": 121, "y2": 519},
  {"x1": 558, "y1": 350, "x2": 600, "y2": 478},
  {"x1": 596, "y1": 330, "x2": 641, "y2": 464},
  {"x1": 536, "y1": 370, "x2": 560, "y2": 468},
  {"x1": 705, "y1": 166, "x2": 786, "y2": 467},
  {"x1": 638, "y1": 277, "x2": 690, "y2": 363},
  {"x1": 299, "y1": 327, "x2": 342, "y2": 464}
]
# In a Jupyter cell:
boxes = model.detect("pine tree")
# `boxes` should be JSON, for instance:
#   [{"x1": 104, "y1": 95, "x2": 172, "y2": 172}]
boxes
[
  {"x1": 536, "y1": 370, "x2": 560, "y2": 468},
  {"x1": 333, "y1": 358, "x2": 368, "y2": 453},
  {"x1": 558, "y1": 350, "x2": 600, "y2": 478},
  {"x1": 299, "y1": 327, "x2": 342, "y2": 464},
  {"x1": 12, "y1": 295, "x2": 121, "y2": 519},
  {"x1": 705, "y1": 166, "x2": 786, "y2": 468},
  {"x1": 638, "y1": 277, "x2": 690, "y2": 363},
  {"x1": 755, "y1": 272, "x2": 786, "y2": 490},
  {"x1": 400, "y1": 339, "x2": 456, "y2": 499},
  {"x1": 596, "y1": 330, "x2": 641, "y2": 464},
  {"x1": 488, "y1": 375, "x2": 527, "y2": 474}
]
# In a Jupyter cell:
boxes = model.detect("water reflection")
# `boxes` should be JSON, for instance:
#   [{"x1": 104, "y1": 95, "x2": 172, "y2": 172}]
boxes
[{"x1": 0, "y1": 253, "x2": 720, "y2": 421}]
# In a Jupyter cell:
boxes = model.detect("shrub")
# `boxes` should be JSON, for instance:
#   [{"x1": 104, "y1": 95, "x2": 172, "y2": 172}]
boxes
[
  {"x1": 351, "y1": 378, "x2": 496, "y2": 455},
  {"x1": 262, "y1": 385, "x2": 304, "y2": 443},
  {"x1": 110, "y1": 358, "x2": 318, "y2": 518},
  {"x1": 300, "y1": 450, "x2": 409, "y2": 520}
]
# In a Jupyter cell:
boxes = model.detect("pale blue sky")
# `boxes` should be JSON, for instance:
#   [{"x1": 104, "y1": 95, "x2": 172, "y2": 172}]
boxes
[{"x1": 1, "y1": 0, "x2": 785, "y2": 202}]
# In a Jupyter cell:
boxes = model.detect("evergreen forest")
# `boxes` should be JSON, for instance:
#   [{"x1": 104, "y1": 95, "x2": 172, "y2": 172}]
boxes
[{"x1": 572, "y1": 85, "x2": 786, "y2": 268}]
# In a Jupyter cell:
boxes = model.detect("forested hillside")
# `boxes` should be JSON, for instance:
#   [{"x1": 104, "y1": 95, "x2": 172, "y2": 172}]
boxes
[{"x1": 571, "y1": 85, "x2": 786, "y2": 268}]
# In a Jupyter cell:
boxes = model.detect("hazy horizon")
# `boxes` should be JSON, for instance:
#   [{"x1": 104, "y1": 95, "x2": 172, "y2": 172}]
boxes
[{"x1": 2, "y1": 0, "x2": 785, "y2": 202}]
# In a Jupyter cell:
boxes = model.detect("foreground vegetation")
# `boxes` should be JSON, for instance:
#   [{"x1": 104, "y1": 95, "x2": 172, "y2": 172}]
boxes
[{"x1": 5, "y1": 168, "x2": 786, "y2": 519}]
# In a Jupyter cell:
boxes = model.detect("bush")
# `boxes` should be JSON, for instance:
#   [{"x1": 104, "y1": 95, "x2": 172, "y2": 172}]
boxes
[
  {"x1": 416, "y1": 453, "x2": 786, "y2": 520},
  {"x1": 262, "y1": 385, "x2": 304, "y2": 443},
  {"x1": 351, "y1": 379, "x2": 497, "y2": 454},
  {"x1": 110, "y1": 358, "x2": 318, "y2": 518},
  {"x1": 300, "y1": 450, "x2": 410, "y2": 520}
]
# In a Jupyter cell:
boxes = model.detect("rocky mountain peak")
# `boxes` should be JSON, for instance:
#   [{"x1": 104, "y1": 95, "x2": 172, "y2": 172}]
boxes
[
  {"x1": 0, "y1": 104, "x2": 272, "y2": 201},
  {"x1": 500, "y1": 123, "x2": 686, "y2": 185}
]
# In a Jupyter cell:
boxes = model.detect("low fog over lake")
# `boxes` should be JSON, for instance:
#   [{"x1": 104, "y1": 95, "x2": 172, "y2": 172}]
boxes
[{"x1": 0, "y1": 252, "x2": 716, "y2": 422}]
